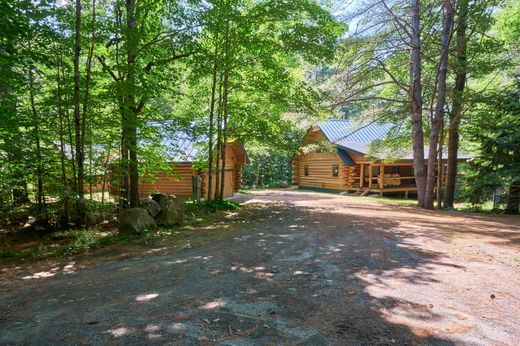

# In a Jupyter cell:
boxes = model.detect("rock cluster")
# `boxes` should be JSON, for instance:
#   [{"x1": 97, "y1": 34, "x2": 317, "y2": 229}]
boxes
[{"x1": 118, "y1": 193, "x2": 186, "y2": 234}]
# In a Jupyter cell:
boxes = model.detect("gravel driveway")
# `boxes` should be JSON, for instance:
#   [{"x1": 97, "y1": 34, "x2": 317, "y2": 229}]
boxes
[{"x1": 1, "y1": 189, "x2": 520, "y2": 345}]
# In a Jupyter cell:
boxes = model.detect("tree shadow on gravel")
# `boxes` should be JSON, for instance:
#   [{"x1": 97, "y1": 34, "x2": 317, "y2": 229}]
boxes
[
  {"x1": 4, "y1": 190, "x2": 515, "y2": 344},
  {"x1": 331, "y1": 198, "x2": 520, "y2": 248},
  {"x1": 263, "y1": 202, "x2": 459, "y2": 345}
]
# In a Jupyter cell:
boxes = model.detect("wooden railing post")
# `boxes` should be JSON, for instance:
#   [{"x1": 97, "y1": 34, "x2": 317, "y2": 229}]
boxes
[
  {"x1": 368, "y1": 163, "x2": 372, "y2": 188},
  {"x1": 360, "y1": 163, "x2": 365, "y2": 188},
  {"x1": 380, "y1": 164, "x2": 385, "y2": 196}
]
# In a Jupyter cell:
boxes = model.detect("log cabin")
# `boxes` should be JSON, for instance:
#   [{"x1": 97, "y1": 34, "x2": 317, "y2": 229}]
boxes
[
  {"x1": 60, "y1": 122, "x2": 247, "y2": 199},
  {"x1": 136, "y1": 130, "x2": 248, "y2": 199},
  {"x1": 104, "y1": 122, "x2": 248, "y2": 200},
  {"x1": 292, "y1": 119, "x2": 467, "y2": 197}
]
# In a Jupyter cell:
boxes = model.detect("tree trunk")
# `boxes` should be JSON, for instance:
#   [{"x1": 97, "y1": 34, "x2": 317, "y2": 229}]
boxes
[
  {"x1": 424, "y1": 0, "x2": 455, "y2": 209},
  {"x1": 214, "y1": 72, "x2": 224, "y2": 200},
  {"x1": 207, "y1": 37, "x2": 219, "y2": 201},
  {"x1": 219, "y1": 91, "x2": 228, "y2": 201},
  {"x1": 73, "y1": 0, "x2": 85, "y2": 224},
  {"x1": 505, "y1": 180, "x2": 520, "y2": 214},
  {"x1": 83, "y1": 0, "x2": 96, "y2": 201},
  {"x1": 214, "y1": 112, "x2": 222, "y2": 200},
  {"x1": 56, "y1": 47, "x2": 70, "y2": 224},
  {"x1": 219, "y1": 11, "x2": 231, "y2": 201},
  {"x1": 101, "y1": 144, "x2": 112, "y2": 205},
  {"x1": 443, "y1": 0, "x2": 468, "y2": 208},
  {"x1": 28, "y1": 67, "x2": 44, "y2": 214},
  {"x1": 436, "y1": 127, "x2": 444, "y2": 208},
  {"x1": 119, "y1": 100, "x2": 129, "y2": 211},
  {"x1": 112, "y1": 2, "x2": 128, "y2": 212},
  {"x1": 126, "y1": 0, "x2": 139, "y2": 208},
  {"x1": 65, "y1": 92, "x2": 78, "y2": 193},
  {"x1": 410, "y1": 0, "x2": 426, "y2": 207}
]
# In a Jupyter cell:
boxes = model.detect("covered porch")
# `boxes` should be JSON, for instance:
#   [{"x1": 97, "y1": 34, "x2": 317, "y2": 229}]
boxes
[{"x1": 346, "y1": 162, "x2": 445, "y2": 196}]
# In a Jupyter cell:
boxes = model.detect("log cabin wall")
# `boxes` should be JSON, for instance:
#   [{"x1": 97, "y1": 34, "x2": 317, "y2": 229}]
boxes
[
  {"x1": 291, "y1": 159, "x2": 300, "y2": 185},
  {"x1": 138, "y1": 144, "x2": 244, "y2": 199},
  {"x1": 138, "y1": 163, "x2": 195, "y2": 198},
  {"x1": 292, "y1": 128, "x2": 354, "y2": 191},
  {"x1": 202, "y1": 144, "x2": 241, "y2": 199},
  {"x1": 203, "y1": 170, "x2": 235, "y2": 199},
  {"x1": 295, "y1": 150, "x2": 348, "y2": 190},
  {"x1": 234, "y1": 164, "x2": 243, "y2": 191},
  {"x1": 343, "y1": 164, "x2": 355, "y2": 188}
]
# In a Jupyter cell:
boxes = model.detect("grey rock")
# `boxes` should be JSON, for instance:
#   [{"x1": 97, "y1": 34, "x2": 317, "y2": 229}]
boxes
[
  {"x1": 141, "y1": 199, "x2": 161, "y2": 218},
  {"x1": 119, "y1": 208, "x2": 158, "y2": 234},
  {"x1": 152, "y1": 194, "x2": 185, "y2": 226}
]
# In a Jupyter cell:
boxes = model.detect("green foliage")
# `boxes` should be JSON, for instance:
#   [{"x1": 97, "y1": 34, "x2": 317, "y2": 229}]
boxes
[
  {"x1": 0, "y1": 0, "x2": 341, "y2": 218},
  {"x1": 0, "y1": 196, "x2": 241, "y2": 262},
  {"x1": 461, "y1": 85, "x2": 520, "y2": 210},
  {"x1": 496, "y1": 0, "x2": 520, "y2": 45},
  {"x1": 242, "y1": 145, "x2": 293, "y2": 188},
  {"x1": 186, "y1": 199, "x2": 240, "y2": 214}
]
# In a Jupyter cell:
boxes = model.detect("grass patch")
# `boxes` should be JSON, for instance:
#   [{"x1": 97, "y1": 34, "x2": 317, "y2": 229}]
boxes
[
  {"x1": 0, "y1": 229, "x2": 134, "y2": 262},
  {"x1": 292, "y1": 188, "x2": 419, "y2": 206},
  {"x1": 185, "y1": 199, "x2": 239, "y2": 213},
  {"x1": 293, "y1": 188, "x2": 506, "y2": 212},
  {"x1": 357, "y1": 195, "x2": 418, "y2": 206},
  {"x1": 454, "y1": 201, "x2": 504, "y2": 213},
  {"x1": 0, "y1": 199, "x2": 241, "y2": 264}
]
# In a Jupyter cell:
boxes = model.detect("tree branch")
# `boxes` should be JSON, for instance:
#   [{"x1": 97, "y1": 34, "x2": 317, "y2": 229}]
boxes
[
  {"x1": 376, "y1": 58, "x2": 410, "y2": 94},
  {"x1": 96, "y1": 55, "x2": 120, "y2": 81}
]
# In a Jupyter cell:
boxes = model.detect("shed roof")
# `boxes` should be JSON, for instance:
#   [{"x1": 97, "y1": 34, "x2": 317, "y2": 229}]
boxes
[
  {"x1": 56, "y1": 121, "x2": 247, "y2": 164},
  {"x1": 145, "y1": 121, "x2": 206, "y2": 162},
  {"x1": 159, "y1": 131, "x2": 206, "y2": 162},
  {"x1": 148, "y1": 121, "x2": 248, "y2": 164}
]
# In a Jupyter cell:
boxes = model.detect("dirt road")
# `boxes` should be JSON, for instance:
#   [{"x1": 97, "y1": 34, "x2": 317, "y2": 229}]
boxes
[{"x1": 1, "y1": 189, "x2": 519, "y2": 345}]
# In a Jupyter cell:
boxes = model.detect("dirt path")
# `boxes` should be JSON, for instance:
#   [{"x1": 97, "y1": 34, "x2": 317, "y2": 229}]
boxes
[{"x1": 1, "y1": 189, "x2": 519, "y2": 345}]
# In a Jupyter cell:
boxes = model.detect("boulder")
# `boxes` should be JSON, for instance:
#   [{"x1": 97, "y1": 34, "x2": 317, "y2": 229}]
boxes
[
  {"x1": 85, "y1": 212, "x2": 99, "y2": 226},
  {"x1": 152, "y1": 193, "x2": 185, "y2": 226},
  {"x1": 119, "y1": 208, "x2": 158, "y2": 234},
  {"x1": 141, "y1": 199, "x2": 161, "y2": 218}
]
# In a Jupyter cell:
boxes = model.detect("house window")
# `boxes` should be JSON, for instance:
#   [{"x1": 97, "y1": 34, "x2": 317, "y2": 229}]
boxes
[
  {"x1": 304, "y1": 165, "x2": 309, "y2": 176},
  {"x1": 332, "y1": 164, "x2": 339, "y2": 177}
]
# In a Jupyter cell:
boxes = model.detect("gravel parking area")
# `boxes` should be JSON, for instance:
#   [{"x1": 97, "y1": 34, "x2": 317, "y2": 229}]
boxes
[{"x1": 1, "y1": 189, "x2": 519, "y2": 345}]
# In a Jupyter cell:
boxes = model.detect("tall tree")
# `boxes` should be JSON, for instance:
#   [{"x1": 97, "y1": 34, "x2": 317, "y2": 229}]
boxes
[
  {"x1": 73, "y1": 0, "x2": 85, "y2": 223},
  {"x1": 443, "y1": 0, "x2": 469, "y2": 208},
  {"x1": 424, "y1": 0, "x2": 455, "y2": 209},
  {"x1": 97, "y1": 0, "x2": 196, "y2": 209},
  {"x1": 410, "y1": 0, "x2": 427, "y2": 207}
]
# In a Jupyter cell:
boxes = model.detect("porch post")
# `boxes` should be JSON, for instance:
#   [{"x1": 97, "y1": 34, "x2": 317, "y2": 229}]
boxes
[
  {"x1": 360, "y1": 163, "x2": 364, "y2": 188},
  {"x1": 380, "y1": 164, "x2": 385, "y2": 196},
  {"x1": 368, "y1": 163, "x2": 373, "y2": 188}
]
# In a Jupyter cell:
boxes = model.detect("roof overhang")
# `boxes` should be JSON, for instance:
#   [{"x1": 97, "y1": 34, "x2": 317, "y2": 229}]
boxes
[{"x1": 337, "y1": 148, "x2": 355, "y2": 164}]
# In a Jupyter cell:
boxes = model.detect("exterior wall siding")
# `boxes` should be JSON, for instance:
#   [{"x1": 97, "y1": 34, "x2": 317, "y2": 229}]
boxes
[
  {"x1": 136, "y1": 145, "x2": 243, "y2": 199},
  {"x1": 139, "y1": 163, "x2": 195, "y2": 198},
  {"x1": 296, "y1": 151, "x2": 348, "y2": 190}
]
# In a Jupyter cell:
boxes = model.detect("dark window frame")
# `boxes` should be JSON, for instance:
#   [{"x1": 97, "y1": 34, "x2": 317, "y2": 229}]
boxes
[
  {"x1": 332, "y1": 164, "x2": 339, "y2": 177},
  {"x1": 304, "y1": 165, "x2": 310, "y2": 176}
]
